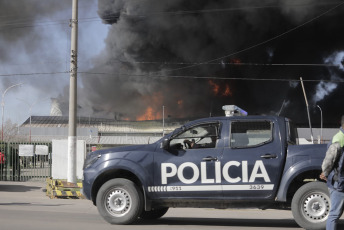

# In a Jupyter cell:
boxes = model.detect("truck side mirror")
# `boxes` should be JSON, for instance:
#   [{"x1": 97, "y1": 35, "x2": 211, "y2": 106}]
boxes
[{"x1": 161, "y1": 139, "x2": 170, "y2": 150}]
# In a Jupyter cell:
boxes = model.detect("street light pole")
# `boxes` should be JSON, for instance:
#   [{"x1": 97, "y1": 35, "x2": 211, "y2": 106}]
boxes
[
  {"x1": 1, "y1": 83, "x2": 23, "y2": 142},
  {"x1": 17, "y1": 98, "x2": 47, "y2": 143}
]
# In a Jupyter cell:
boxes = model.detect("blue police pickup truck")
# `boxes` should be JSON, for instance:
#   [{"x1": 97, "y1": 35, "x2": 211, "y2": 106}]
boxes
[{"x1": 83, "y1": 106, "x2": 328, "y2": 230}]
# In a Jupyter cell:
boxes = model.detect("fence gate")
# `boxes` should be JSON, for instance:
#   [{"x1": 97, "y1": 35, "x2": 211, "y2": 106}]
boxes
[{"x1": 0, "y1": 142, "x2": 52, "y2": 181}]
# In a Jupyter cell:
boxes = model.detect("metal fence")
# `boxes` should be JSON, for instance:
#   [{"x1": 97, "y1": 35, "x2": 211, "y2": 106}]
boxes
[{"x1": 0, "y1": 142, "x2": 52, "y2": 181}]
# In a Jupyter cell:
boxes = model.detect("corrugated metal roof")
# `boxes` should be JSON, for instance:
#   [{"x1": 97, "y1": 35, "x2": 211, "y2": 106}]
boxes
[
  {"x1": 21, "y1": 116, "x2": 184, "y2": 134},
  {"x1": 29, "y1": 135, "x2": 162, "y2": 145}
]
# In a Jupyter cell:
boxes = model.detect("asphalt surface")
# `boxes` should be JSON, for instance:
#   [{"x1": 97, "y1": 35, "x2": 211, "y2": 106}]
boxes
[{"x1": 0, "y1": 180, "x2": 341, "y2": 230}]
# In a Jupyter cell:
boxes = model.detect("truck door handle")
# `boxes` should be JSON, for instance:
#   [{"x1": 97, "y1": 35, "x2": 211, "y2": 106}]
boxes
[
  {"x1": 202, "y1": 156, "x2": 218, "y2": 161},
  {"x1": 261, "y1": 154, "x2": 277, "y2": 159}
]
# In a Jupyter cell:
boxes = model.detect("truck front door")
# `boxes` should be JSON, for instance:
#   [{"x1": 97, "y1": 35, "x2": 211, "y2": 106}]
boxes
[
  {"x1": 152, "y1": 122, "x2": 224, "y2": 199},
  {"x1": 220, "y1": 119, "x2": 284, "y2": 200}
]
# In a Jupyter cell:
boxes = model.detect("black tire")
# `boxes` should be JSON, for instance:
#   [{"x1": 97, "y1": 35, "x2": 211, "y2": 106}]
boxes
[
  {"x1": 140, "y1": 207, "x2": 169, "y2": 220},
  {"x1": 291, "y1": 181, "x2": 330, "y2": 230},
  {"x1": 96, "y1": 178, "x2": 143, "y2": 225}
]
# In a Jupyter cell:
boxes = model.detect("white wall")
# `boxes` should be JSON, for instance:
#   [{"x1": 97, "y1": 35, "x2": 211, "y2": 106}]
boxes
[{"x1": 52, "y1": 139, "x2": 85, "y2": 180}]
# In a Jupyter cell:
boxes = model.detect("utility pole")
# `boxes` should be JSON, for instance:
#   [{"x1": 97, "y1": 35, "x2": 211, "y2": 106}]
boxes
[
  {"x1": 67, "y1": 0, "x2": 78, "y2": 183},
  {"x1": 300, "y1": 77, "x2": 314, "y2": 143}
]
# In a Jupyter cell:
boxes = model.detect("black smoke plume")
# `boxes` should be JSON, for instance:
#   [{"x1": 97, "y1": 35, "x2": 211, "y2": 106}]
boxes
[{"x1": 71, "y1": 0, "x2": 344, "y2": 126}]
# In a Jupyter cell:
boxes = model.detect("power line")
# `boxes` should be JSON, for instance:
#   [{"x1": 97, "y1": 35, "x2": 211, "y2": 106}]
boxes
[
  {"x1": 78, "y1": 71, "x2": 344, "y2": 83},
  {"x1": 0, "y1": 72, "x2": 67, "y2": 77},
  {"x1": 100, "y1": 60, "x2": 342, "y2": 67},
  {"x1": 126, "y1": 1, "x2": 343, "y2": 17},
  {"x1": 0, "y1": 21, "x2": 68, "y2": 31},
  {"x1": 1, "y1": 71, "x2": 344, "y2": 84},
  {"x1": 0, "y1": 15, "x2": 103, "y2": 31}
]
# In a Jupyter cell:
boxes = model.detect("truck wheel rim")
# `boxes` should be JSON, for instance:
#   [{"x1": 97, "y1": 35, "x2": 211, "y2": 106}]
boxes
[
  {"x1": 302, "y1": 192, "x2": 330, "y2": 222},
  {"x1": 105, "y1": 188, "x2": 131, "y2": 217}
]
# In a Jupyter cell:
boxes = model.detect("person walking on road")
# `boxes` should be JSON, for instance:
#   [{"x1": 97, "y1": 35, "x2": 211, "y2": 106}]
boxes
[{"x1": 320, "y1": 115, "x2": 344, "y2": 230}]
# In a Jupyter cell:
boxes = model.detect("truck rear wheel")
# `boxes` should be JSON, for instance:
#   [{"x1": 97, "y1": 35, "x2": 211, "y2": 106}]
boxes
[
  {"x1": 291, "y1": 181, "x2": 330, "y2": 230},
  {"x1": 96, "y1": 178, "x2": 143, "y2": 225}
]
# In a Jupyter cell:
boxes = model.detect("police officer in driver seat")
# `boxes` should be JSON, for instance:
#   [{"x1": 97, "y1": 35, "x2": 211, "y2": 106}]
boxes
[{"x1": 184, "y1": 136, "x2": 217, "y2": 149}]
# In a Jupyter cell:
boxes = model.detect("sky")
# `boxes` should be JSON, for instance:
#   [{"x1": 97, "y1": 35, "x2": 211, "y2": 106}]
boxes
[
  {"x1": 1, "y1": 0, "x2": 344, "y2": 127},
  {"x1": 0, "y1": 0, "x2": 108, "y2": 125}
]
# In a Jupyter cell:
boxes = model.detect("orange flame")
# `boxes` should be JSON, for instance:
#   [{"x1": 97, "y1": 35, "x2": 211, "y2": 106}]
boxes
[
  {"x1": 136, "y1": 106, "x2": 159, "y2": 121},
  {"x1": 230, "y1": 58, "x2": 241, "y2": 64},
  {"x1": 209, "y1": 80, "x2": 220, "y2": 95},
  {"x1": 209, "y1": 80, "x2": 232, "y2": 97},
  {"x1": 135, "y1": 92, "x2": 164, "y2": 121},
  {"x1": 223, "y1": 84, "x2": 232, "y2": 96}
]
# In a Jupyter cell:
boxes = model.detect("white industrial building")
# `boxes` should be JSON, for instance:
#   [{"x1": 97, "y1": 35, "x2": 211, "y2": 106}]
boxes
[
  {"x1": 12, "y1": 101, "x2": 337, "y2": 148},
  {"x1": 17, "y1": 115, "x2": 339, "y2": 149},
  {"x1": 18, "y1": 116, "x2": 184, "y2": 148}
]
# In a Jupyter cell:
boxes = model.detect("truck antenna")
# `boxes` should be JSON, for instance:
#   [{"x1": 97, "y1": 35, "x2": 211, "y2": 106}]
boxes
[{"x1": 277, "y1": 100, "x2": 286, "y2": 116}]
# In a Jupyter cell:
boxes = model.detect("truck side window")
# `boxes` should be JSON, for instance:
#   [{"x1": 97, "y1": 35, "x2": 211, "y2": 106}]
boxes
[
  {"x1": 170, "y1": 123, "x2": 220, "y2": 149},
  {"x1": 230, "y1": 120, "x2": 273, "y2": 148}
]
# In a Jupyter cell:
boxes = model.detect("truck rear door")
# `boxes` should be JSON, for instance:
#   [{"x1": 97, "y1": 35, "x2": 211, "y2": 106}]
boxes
[{"x1": 220, "y1": 119, "x2": 284, "y2": 200}]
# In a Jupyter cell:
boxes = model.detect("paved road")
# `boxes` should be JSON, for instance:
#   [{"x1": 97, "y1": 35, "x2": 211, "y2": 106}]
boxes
[{"x1": 0, "y1": 181, "x2": 340, "y2": 230}]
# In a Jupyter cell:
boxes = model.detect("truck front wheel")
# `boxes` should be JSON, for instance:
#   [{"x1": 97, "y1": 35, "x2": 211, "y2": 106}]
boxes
[
  {"x1": 96, "y1": 178, "x2": 143, "y2": 225},
  {"x1": 291, "y1": 181, "x2": 330, "y2": 230}
]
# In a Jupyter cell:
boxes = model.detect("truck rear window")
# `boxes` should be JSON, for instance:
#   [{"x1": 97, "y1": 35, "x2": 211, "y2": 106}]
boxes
[{"x1": 230, "y1": 120, "x2": 273, "y2": 148}]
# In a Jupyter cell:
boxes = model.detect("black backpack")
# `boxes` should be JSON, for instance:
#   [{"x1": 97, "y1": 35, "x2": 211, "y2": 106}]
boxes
[{"x1": 328, "y1": 148, "x2": 344, "y2": 192}]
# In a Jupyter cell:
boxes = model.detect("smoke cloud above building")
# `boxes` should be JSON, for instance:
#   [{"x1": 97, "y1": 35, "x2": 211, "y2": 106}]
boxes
[{"x1": 64, "y1": 0, "x2": 344, "y2": 125}]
